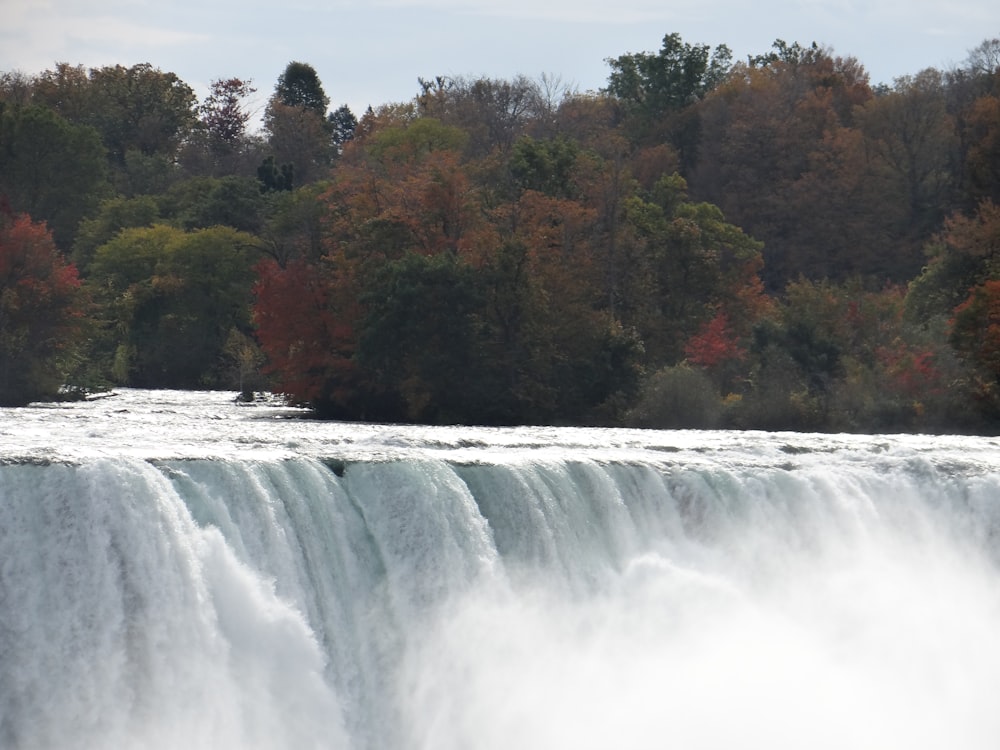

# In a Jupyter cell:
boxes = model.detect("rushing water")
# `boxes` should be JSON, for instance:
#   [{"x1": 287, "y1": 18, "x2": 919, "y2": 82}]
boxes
[{"x1": 3, "y1": 389, "x2": 1000, "y2": 749}]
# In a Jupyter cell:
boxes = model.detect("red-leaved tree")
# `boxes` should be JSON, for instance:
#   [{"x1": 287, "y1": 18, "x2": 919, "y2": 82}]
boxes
[
  {"x1": 684, "y1": 310, "x2": 746, "y2": 369},
  {"x1": 253, "y1": 257, "x2": 370, "y2": 416},
  {"x1": 0, "y1": 212, "x2": 86, "y2": 404}
]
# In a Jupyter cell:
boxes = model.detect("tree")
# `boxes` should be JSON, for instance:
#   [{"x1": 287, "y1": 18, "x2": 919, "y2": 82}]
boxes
[
  {"x1": 358, "y1": 251, "x2": 493, "y2": 423},
  {"x1": 264, "y1": 101, "x2": 331, "y2": 184},
  {"x1": 906, "y1": 199, "x2": 1000, "y2": 323},
  {"x1": 29, "y1": 63, "x2": 92, "y2": 121},
  {"x1": 85, "y1": 63, "x2": 198, "y2": 166},
  {"x1": 962, "y1": 92, "x2": 1000, "y2": 203},
  {"x1": 966, "y1": 38, "x2": 1000, "y2": 77},
  {"x1": 162, "y1": 176, "x2": 265, "y2": 233},
  {"x1": 0, "y1": 212, "x2": 86, "y2": 405},
  {"x1": 417, "y1": 75, "x2": 543, "y2": 156},
  {"x1": 510, "y1": 135, "x2": 580, "y2": 198},
  {"x1": 605, "y1": 32, "x2": 732, "y2": 117},
  {"x1": 855, "y1": 69, "x2": 959, "y2": 260},
  {"x1": 274, "y1": 62, "x2": 329, "y2": 114},
  {"x1": 253, "y1": 256, "x2": 376, "y2": 417},
  {"x1": 200, "y1": 77, "x2": 257, "y2": 146},
  {"x1": 692, "y1": 47, "x2": 875, "y2": 286},
  {"x1": 605, "y1": 32, "x2": 732, "y2": 156},
  {"x1": 950, "y1": 279, "x2": 1000, "y2": 420},
  {"x1": 0, "y1": 102, "x2": 110, "y2": 248},
  {"x1": 328, "y1": 104, "x2": 358, "y2": 151},
  {"x1": 88, "y1": 224, "x2": 259, "y2": 387},
  {"x1": 71, "y1": 195, "x2": 161, "y2": 274},
  {"x1": 620, "y1": 173, "x2": 764, "y2": 365},
  {"x1": 684, "y1": 310, "x2": 746, "y2": 369}
]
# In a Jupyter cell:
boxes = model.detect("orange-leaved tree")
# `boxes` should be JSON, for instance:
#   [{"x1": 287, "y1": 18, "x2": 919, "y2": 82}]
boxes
[
  {"x1": 0, "y1": 212, "x2": 87, "y2": 405},
  {"x1": 951, "y1": 278, "x2": 1000, "y2": 417}
]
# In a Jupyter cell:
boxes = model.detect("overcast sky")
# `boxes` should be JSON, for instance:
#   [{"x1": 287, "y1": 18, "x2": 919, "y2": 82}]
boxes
[{"x1": 3, "y1": 0, "x2": 997, "y2": 122}]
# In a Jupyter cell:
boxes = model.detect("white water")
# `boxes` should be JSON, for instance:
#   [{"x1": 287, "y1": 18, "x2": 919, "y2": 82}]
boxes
[{"x1": 3, "y1": 390, "x2": 1000, "y2": 749}]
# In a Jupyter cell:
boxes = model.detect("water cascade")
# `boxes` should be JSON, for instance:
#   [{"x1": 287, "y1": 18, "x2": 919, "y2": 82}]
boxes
[{"x1": 3, "y1": 390, "x2": 1000, "y2": 749}]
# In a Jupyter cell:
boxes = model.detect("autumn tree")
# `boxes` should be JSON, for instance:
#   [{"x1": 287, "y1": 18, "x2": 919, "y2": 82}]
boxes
[
  {"x1": 692, "y1": 45, "x2": 875, "y2": 286},
  {"x1": 418, "y1": 75, "x2": 543, "y2": 156},
  {"x1": 961, "y1": 90, "x2": 1000, "y2": 204},
  {"x1": 182, "y1": 77, "x2": 263, "y2": 177},
  {"x1": 950, "y1": 279, "x2": 1000, "y2": 418},
  {"x1": 202, "y1": 78, "x2": 256, "y2": 145},
  {"x1": 907, "y1": 199, "x2": 1000, "y2": 323},
  {"x1": 855, "y1": 69, "x2": 959, "y2": 268},
  {"x1": 0, "y1": 212, "x2": 87, "y2": 405},
  {"x1": 253, "y1": 256, "x2": 381, "y2": 417}
]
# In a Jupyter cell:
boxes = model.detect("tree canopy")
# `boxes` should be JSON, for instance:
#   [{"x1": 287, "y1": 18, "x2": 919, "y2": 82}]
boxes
[{"x1": 2, "y1": 36, "x2": 999, "y2": 431}]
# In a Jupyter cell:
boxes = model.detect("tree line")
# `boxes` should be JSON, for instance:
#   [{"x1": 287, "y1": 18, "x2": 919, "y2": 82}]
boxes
[{"x1": 1, "y1": 35, "x2": 999, "y2": 432}]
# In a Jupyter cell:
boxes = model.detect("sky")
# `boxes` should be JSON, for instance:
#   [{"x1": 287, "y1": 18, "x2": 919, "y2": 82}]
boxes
[{"x1": 2, "y1": 0, "x2": 998, "y2": 124}]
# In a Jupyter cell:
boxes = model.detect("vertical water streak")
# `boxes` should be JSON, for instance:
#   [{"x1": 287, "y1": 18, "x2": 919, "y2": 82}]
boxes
[{"x1": 0, "y1": 459, "x2": 347, "y2": 750}]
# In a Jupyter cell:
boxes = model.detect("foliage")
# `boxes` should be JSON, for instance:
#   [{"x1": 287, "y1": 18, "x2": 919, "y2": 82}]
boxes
[
  {"x1": 0, "y1": 213, "x2": 87, "y2": 404},
  {"x1": 88, "y1": 224, "x2": 259, "y2": 387},
  {"x1": 0, "y1": 103, "x2": 110, "y2": 248},
  {"x1": 72, "y1": 195, "x2": 161, "y2": 273},
  {"x1": 626, "y1": 364, "x2": 723, "y2": 429},
  {"x1": 950, "y1": 280, "x2": 1000, "y2": 419},
  {"x1": 605, "y1": 32, "x2": 732, "y2": 123},
  {"x1": 252, "y1": 257, "x2": 377, "y2": 418},
  {"x1": 3, "y1": 36, "x2": 1000, "y2": 430},
  {"x1": 200, "y1": 78, "x2": 257, "y2": 147},
  {"x1": 274, "y1": 62, "x2": 329, "y2": 114},
  {"x1": 162, "y1": 176, "x2": 265, "y2": 233}
]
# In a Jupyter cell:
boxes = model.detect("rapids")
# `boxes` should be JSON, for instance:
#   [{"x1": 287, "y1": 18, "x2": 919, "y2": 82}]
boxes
[{"x1": 2, "y1": 389, "x2": 1000, "y2": 749}]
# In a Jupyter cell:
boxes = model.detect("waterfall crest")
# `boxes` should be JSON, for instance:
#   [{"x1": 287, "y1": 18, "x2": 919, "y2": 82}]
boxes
[{"x1": 3, "y1": 392, "x2": 1000, "y2": 749}]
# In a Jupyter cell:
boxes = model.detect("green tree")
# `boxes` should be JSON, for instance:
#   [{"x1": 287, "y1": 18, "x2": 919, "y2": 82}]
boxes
[
  {"x1": 606, "y1": 32, "x2": 732, "y2": 117},
  {"x1": 0, "y1": 102, "x2": 110, "y2": 248},
  {"x1": 274, "y1": 61, "x2": 329, "y2": 113},
  {"x1": 620, "y1": 173, "x2": 764, "y2": 365},
  {"x1": 605, "y1": 32, "x2": 732, "y2": 156},
  {"x1": 328, "y1": 104, "x2": 358, "y2": 150},
  {"x1": 71, "y1": 195, "x2": 161, "y2": 274},
  {"x1": 88, "y1": 224, "x2": 258, "y2": 387},
  {"x1": 264, "y1": 101, "x2": 331, "y2": 184},
  {"x1": 85, "y1": 63, "x2": 198, "y2": 165},
  {"x1": 161, "y1": 175, "x2": 265, "y2": 233},
  {"x1": 358, "y1": 251, "x2": 494, "y2": 423},
  {"x1": 510, "y1": 135, "x2": 580, "y2": 198}
]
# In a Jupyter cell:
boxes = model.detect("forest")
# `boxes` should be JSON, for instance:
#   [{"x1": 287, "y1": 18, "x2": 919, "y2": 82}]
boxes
[{"x1": 1, "y1": 35, "x2": 999, "y2": 432}]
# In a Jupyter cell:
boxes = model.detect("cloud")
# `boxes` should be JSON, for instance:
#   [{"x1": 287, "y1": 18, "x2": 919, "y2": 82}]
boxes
[{"x1": 1, "y1": 0, "x2": 208, "y2": 73}]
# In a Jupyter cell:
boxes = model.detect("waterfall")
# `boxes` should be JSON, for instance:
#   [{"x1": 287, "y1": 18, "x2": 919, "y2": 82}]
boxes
[{"x1": 3, "y1": 392, "x2": 1000, "y2": 749}]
